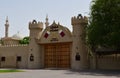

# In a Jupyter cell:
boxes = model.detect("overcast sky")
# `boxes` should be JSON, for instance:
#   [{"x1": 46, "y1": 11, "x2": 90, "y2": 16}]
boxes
[{"x1": 0, "y1": 0, "x2": 92, "y2": 37}]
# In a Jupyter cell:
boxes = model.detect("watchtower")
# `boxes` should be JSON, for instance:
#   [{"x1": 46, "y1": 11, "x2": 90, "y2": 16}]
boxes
[
  {"x1": 71, "y1": 14, "x2": 88, "y2": 70},
  {"x1": 28, "y1": 20, "x2": 43, "y2": 68}
]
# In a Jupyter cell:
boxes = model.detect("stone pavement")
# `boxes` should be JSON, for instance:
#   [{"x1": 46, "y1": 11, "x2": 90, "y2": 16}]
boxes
[{"x1": 0, "y1": 69, "x2": 120, "y2": 78}]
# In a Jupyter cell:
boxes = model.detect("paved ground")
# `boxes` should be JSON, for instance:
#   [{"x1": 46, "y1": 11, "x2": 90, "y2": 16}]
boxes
[{"x1": 0, "y1": 69, "x2": 120, "y2": 78}]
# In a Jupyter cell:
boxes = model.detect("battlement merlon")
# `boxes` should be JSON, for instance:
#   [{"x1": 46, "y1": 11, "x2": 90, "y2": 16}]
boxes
[
  {"x1": 71, "y1": 14, "x2": 88, "y2": 26},
  {"x1": 29, "y1": 20, "x2": 43, "y2": 30}
]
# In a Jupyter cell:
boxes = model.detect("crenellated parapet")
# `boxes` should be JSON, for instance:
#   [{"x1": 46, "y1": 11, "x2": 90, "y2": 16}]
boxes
[
  {"x1": 0, "y1": 44, "x2": 28, "y2": 47},
  {"x1": 29, "y1": 20, "x2": 43, "y2": 30},
  {"x1": 71, "y1": 14, "x2": 88, "y2": 26}
]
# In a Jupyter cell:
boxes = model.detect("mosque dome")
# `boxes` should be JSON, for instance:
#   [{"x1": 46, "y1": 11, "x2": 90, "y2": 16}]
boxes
[{"x1": 12, "y1": 32, "x2": 23, "y2": 40}]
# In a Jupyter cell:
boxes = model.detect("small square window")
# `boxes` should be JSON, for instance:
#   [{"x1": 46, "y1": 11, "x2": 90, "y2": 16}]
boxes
[
  {"x1": 1, "y1": 57, "x2": 5, "y2": 61},
  {"x1": 17, "y1": 56, "x2": 21, "y2": 61}
]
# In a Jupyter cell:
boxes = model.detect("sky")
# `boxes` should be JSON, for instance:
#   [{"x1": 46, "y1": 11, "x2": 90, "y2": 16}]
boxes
[{"x1": 0, "y1": 0, "x2": 92, "y2": 37}]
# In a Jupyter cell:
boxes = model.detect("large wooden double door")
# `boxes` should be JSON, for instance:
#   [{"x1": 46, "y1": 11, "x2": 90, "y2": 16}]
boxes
[{"x1": 44, "y1": 43, "x2": 71, "y2": 68}]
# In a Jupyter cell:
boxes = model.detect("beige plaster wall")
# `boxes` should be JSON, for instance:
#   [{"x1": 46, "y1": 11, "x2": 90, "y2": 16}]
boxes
[
  {"x1": 71, "y1": 15, "x2": 88, "y2": 70},
  {"x1": 0, "y1": 45, "x2": 29, "y2": 68},
  {"x1": 90, "y1": 56, "x2": 120, "y2": 70},
  {"x1": 28, "y1": 20, "x2": 43, "y2": 69}
]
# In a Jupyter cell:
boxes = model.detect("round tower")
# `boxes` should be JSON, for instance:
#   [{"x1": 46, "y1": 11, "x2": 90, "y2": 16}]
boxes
[
  {"x1": 71, "y1": 14, "x2": 88, "y2": 70},
  {"x1": 28, "y1": 20, "x2": 43, "y2": 68}
]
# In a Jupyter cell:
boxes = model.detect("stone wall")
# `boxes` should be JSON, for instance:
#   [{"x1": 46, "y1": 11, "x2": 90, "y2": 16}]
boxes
[
  {"x1": 0, "y1": 45, "x2": 29, "y2": 68},
  {"x1": 90, "y1": 55, "x2": 120, "y2": 70}
]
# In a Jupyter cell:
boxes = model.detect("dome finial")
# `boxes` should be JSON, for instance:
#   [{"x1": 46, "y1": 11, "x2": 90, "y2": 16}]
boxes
[{"x1": 6, "y1": 16, "x2": 9, "y2": 24}]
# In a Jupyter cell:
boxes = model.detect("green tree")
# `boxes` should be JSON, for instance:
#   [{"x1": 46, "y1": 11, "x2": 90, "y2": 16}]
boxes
[
  {"x1": 19, "y1": 37, "x2": 29, "y2": 44},
  {"x1": 87, "y1": 0, "x2": 120, "y2": 52}
]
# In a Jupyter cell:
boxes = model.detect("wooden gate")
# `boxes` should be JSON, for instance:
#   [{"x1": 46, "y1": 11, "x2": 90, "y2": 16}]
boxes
[{"x1": 44, "y1": 43, "x2": 71, "y2": 68}]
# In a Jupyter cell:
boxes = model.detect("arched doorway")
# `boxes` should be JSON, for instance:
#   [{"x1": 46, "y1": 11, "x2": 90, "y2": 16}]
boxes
[{"x1": 44, "y1": 43, "x2": 71, "y2": 68}]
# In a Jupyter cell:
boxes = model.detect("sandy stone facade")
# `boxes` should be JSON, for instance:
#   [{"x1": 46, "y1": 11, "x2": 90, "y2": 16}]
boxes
[
  {"x1": 0, "y1": 14, "x2": 120, "y2": 70},
  {"x1": 0, "y1": 45, "x2": 28, "y2": 68},
  {"x1": 71, "y1": 15, "x2": 88, "y2": 70}
]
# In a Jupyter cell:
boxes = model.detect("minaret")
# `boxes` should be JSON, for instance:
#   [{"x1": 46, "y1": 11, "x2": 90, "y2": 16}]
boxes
[
  {"x1": 5, "y1": 16, "x2": 9, "y2": 37},
  {"x1": 45, "y1": 15, "x2": 49, "y2": 27}
]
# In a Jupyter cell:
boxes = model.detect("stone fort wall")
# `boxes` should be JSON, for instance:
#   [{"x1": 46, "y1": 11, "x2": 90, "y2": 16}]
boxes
[
  {"x1": 90, "y1": 55, "x2": 120, "y2": 70},
  {"x1": 0, "y1": 45, "x2": 29, "y2": 68}
]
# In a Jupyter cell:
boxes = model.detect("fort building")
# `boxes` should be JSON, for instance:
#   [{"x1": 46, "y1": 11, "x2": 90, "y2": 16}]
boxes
[{"x1": 0, "y1": 14, "x2": 120, "y2": 70}]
